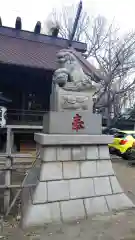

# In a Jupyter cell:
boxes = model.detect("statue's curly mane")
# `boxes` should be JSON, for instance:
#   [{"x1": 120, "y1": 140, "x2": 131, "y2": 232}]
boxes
[{"x1": 53, "y1": 49, "x2": 94, "y2": 91}]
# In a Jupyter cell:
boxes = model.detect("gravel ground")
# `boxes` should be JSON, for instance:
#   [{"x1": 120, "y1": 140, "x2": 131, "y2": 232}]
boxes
[
  {"x1": 112, "y1": 158, "x2": 135, "y2": 204},
  {"x1": 1, "y1": 158, "x2": 135, "y2": 239},
  {"x1": 1, "y1": 209, "x2": 135, "y2": 239}
]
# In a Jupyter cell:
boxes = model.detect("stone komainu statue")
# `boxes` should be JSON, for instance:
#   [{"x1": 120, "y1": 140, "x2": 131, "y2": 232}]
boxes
[
  {"x1": 52, "y1": 49, "x2": 96, "y2": 111},
  {"x1": 52, "y1": 49, "x2": 94, "y2": 92}
]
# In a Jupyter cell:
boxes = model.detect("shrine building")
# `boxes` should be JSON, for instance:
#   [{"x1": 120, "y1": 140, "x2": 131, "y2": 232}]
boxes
[{"x1": 0, "y1": 17, "x2": 102, "y2": 125}]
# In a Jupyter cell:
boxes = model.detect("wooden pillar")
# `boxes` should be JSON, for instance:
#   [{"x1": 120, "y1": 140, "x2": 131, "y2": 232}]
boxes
[
  {"x1": 4, "y1": 127, "x2": 13, "y2": 213},
  {"x1": 21, "y1": 92, "x2": 26, "y2": 121}
]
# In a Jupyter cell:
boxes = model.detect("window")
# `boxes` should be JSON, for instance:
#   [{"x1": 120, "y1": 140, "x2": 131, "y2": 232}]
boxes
[
  {"x1": 114, "y1": 132, "x2": 126, "y2": 138},
  {"x1": 131, "y1": 134, "x2": 135, "y2": 139}
]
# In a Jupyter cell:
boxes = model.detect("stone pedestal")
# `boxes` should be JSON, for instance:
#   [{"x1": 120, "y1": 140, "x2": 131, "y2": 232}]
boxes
[
  {"x1": 21, "y1": 76, "x2": 134, "y2": 228},
  {"x1": 43, "y1": 83, "x2": 101, "y2": 134},
  {"x1": 50, "y1": 84, "x2": 95, "y2": 112},
  {"x1": 43, "y1": 110, "x2": 102, "y2": 134},
  {"x1": 21, "y1": 134, "x2": 134, "y2": 228}
]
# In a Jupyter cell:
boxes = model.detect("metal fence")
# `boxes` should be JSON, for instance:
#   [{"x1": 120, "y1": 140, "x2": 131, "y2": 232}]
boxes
[
  {"x1": 7, "y1": 109, "x2": 46, "y2": 125},
  {"x1": 0, "y1": 125, "x2": 41, "y2": 216}
]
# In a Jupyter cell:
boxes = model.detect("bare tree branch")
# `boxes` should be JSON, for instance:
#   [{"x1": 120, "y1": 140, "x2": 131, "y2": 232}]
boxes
[
  {"x1": 43, "y1": 4, "x2": 135, "y2": 127},
  {"x1": 90, "y1": 19, "x2": 135, "y2": 126},
  {"x1": 42, "y1": 4, "x2": 90, "y2": 41}
]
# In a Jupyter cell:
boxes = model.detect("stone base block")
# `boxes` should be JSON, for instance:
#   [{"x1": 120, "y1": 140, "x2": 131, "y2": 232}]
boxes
[
  {"x1": 106, "y1": 193, "x2": 134, "y2": 210},
  {"x1": 50, "y1": 84, "x2": 95, "y2": 112},
  {"x1": 48, "y1": 180, "x2": 70, "y2": 201},
  {"x1": 69, "y1": 178, "x2": 95, "y2": 199},
  {"x1": 85, "y1": 196, "x2": 108, "y2": 215},
  {"x1": 21, "y1": 133, "x2": 134, "y2": 228},
  {"x1": 43, "y1": 111, "x2": 102, "y2": 135},
  {"x1": 61, "y1": 199, "x2": 85, "y2": 221},
  {"x1": 22, "y1": 202, "x2": 61, "y2": 227},
  {"x1": 22, "y1": 193, "x2": 134, "y2": 227}
]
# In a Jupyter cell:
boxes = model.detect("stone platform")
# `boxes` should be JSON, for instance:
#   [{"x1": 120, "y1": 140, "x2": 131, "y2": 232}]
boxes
[
  {"x1": 21, "y1": 134, "x2": 134, "y2": 227},
  {"x1": 43, "y1": 111, "x2": 101, "y2": 134}
]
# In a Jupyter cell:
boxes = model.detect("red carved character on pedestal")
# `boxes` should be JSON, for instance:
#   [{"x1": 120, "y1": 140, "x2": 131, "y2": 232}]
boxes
[{"x1": 72, "y1": 113, "x2": 85, "y2": 132}]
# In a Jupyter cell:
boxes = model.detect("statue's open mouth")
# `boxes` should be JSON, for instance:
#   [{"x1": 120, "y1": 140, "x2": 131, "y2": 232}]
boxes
[{"x1": 59, "y1": 82, "x2": 65, "y2": 87}]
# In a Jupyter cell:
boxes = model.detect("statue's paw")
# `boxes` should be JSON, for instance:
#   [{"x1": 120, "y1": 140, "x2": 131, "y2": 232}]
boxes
[
  {"x1": 62, "y1": 95, "x2": 76, "y2": 104},
  {"x1": 63, "y1": 82, "x2": 78, "y2": 91}
]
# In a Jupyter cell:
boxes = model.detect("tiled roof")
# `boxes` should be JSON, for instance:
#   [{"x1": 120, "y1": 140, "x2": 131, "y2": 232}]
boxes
[
  {"x1": 0, "y1": 34, "x2": 62, "y2": 70},
  {"x1": 0, "y1": 31, "x2": 103, "y2": 81}
]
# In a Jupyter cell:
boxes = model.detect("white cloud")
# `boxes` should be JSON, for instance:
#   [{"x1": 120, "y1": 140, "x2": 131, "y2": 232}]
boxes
[{"x1": 0, "y1": 0, "x2": 135, "y2": 33}]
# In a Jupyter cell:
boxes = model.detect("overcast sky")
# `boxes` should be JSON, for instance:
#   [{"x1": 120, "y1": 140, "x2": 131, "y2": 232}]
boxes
[{"x1": 0, "y1": 0, "x2": 135, "y2": 34}]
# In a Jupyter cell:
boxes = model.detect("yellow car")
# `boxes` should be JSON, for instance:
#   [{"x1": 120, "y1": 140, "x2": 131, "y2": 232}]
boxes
[{"x1": 108, "y1": 130, "x2": 135, "y2": 159}]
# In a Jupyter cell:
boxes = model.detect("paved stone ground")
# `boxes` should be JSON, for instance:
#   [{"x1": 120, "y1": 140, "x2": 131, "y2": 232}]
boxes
[
  {"x1": 1, "y1": 209, "x2": 135, "y2": 239},
  {"x1": 1, "y1": 158, "x2": 135, "y2": 239},
  {"x1": 112, "y1": 158, "x2": 135, "y2": 204}
]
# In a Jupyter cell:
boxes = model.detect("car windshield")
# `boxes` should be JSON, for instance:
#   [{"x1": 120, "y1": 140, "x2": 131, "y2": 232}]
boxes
[{"x1": 114, "y1": 132, "x2": 127, "y2": 138}]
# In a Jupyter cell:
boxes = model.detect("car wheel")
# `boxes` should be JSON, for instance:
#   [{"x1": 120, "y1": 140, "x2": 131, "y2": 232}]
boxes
[
  {"x1": 116, "y1": 151, "x2": 122, "y2": 157},
  {"x1": 109, "y1": 147, "x2": 115, "y2": 155},
  {"x1": 122, "y1": 149, "x2": 132, "y2": 160},
  {"x1": 109, "y1": 148, "x2": 112, "y2": 154}
]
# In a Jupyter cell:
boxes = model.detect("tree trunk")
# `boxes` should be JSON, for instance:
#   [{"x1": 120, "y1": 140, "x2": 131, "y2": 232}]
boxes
[
  {"x1": 106, "y1": 84, "x2": 112, "y2": 128},
  {"x1": 106, "y1": 106, "x2": 112, "y2": 128}
]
